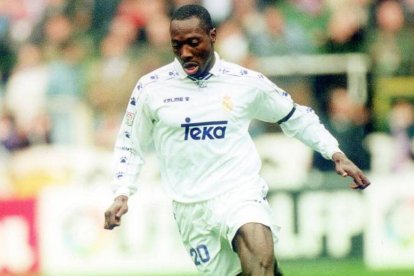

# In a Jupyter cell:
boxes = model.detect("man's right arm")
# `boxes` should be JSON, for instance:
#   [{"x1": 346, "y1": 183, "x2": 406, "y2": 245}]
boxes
[
  {"x1": 111, "y1": 81, "x2": 154, "y2": 198},
  {"x1": 104, "y1": 195, "x2": 128, "y2": 230},
  {"x1": 104, "y1": 81, "x2": 154, "y2": 229}
]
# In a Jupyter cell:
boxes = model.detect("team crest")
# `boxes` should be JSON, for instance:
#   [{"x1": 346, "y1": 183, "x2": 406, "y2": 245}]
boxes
[
  {"x1": 222, "y1": 96, "x2": 233, "y2": 112},
  {"x1": 126, "y1": 112, "x2": 135, "y2": 126}
]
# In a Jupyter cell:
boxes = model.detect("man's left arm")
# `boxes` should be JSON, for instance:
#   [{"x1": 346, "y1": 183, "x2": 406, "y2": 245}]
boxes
[
  {"x1": 279, "y1": 104, "x2": 370, "y2": 190},
  {"x1": 331, "y1": 152, "x2": 370, "y2": 190}
]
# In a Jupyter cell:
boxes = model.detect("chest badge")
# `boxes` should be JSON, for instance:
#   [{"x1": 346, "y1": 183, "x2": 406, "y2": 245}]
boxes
[{"x1": 222, "y1": 96, "x2": 233, "y2": 112}]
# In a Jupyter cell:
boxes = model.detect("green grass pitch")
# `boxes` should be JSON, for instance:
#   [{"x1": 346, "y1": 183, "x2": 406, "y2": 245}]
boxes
[{"x1": 138, "y1": 258, "x2": 414, "y2": 276}]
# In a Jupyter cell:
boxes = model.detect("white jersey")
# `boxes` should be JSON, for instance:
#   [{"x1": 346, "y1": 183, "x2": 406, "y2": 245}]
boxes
[{"x1": 112, "y1": 53, "x2": 341, "y2": 203}]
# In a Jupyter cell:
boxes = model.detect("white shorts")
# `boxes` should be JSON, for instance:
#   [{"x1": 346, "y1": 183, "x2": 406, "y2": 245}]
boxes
[{"x1": 172, "y1": 186, "x2": 280, "y2": 276}]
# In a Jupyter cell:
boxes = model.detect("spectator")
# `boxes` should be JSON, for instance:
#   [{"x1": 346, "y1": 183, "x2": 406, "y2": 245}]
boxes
[
  {"x1": 86, "y1": 16, "x2": 140, "y2": 148},
  {"x1": 322, "y1": 6, "x2": 366, "y2": 54},
  {"x1": 135, "y1": 13, "x2": 173, "y2": 73},
  {"x1": 278, "y1": 0, "x2": 331, "y2": 53},
  {"x1": 0, "y1": 112, "x2": 30, "y2": 152},
  {"x1": 216, "y1": 18, "x2": 250, "y2": 65},
  {"x1": 365, "y1": 0, "x2": 414, "y2": 76},
  {"x1": 40, "y1": 13, "x2": 74, "y2": 60},
  {"x1": 3, "y1": 43, "x2": 50, "y2": 146},
  {"x1": 90, "y1": 0, "x2": 121, "y2": 46},
  {"x1": 388, "y1": 99, "x2": 414, "y2": 172},
  {"x1": 0, "y1": 0, "x2": 44, "y2": 43},
  {"x1": 215, "y1": 0, "x2": 262, "y2": 66},
  {"x1": 402, "y1": 0, "x2": 414, "y2": 26},
  {"x1": 0, "y1": 37, "x2": 16, "y2": 85},
  {"x1": 230, "y1": 0, "x2": 264, "y2": 36},
  {"x1": 202, "y1": 0, "x2": 232, "y2": 25},
  {"x1": 248, "y1": 5, "x2": 312, "y2": 57},
  {"x1": 116, "y1": 0, "x2": 170, "y2": 45},
  {"x1": 46, "y1": 39, "x2": 88, "y2": 144},
  {"x1": 315, "y1": 2, "x2": 369, "y2": 119}
]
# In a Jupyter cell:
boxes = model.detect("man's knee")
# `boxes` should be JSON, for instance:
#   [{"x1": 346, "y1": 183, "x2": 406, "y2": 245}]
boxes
[
  {"x1": 234, "y1": 223, "x2": 275, "y2": 272},
  {"x1": 257, "y1": 253, "x2": 274, "y2": 271}
]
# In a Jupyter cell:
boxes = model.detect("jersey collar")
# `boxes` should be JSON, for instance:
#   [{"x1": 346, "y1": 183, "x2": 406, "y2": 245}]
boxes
[{"x1": 173, "y1": 52, "x2": 222, "y2": 80}]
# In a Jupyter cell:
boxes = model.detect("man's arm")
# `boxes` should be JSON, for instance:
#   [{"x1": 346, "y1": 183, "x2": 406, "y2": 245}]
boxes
[
  {"x1": 104, "y1": 195, "x2": 128, "y2": 230},
  {"x1": 104, "y1": 81, "x2": 154, "y2": 230},
  {"x1": 279, "y1": 104, "x2": 370, "y2": 189},
  {"x1": 248, "y1": 76, "x2": 370, "y2": 189},
  {"x1": 332, "y1": 152, "x2": 370, "y2": 190}
]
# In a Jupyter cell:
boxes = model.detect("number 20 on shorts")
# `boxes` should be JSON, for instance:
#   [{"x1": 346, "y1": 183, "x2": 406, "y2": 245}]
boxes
[{"x1": 190, "y1": 244, "x2": 210, "y2": 265}]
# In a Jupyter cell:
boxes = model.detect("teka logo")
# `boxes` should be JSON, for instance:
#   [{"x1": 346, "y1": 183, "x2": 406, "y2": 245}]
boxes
[{"x1": 181, "y1": 117, "x2": 227, "y2": 140}]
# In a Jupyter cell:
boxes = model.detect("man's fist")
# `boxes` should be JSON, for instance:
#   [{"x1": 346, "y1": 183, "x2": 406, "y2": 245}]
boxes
[{"x1": 104, "y1": 195, "x2": 129, "y2": 230}]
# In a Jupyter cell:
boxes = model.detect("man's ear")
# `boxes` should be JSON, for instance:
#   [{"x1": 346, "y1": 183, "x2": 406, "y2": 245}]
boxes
[{"x1": 210, "y1": 28, "x2": 217, "y2": 43}]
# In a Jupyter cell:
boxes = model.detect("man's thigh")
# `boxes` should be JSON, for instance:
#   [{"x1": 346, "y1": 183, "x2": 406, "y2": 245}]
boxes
[
  {"x1": 173, "y1": 200, "x2": 242, "y2": 276},
  {"x1": 233, "y1": 222, "x2": 274, "y2": 255},
  {"x1": 224, "y1": 195, "x2": 280, "y2": 250},
  {"x1": 224, "y1": 195, "x2": 282, "y2": 275},
  {"x1": 233, "y1": 222, "x2": 275, "y2": 268}
]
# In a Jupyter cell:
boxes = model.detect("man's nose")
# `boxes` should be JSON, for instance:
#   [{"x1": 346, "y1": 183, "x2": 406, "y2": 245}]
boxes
[{"x1": 180, "y1": 45, "x2": 193, "y2": 60}]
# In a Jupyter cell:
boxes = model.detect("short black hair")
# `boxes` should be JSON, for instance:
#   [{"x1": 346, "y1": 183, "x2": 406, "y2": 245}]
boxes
[{"x1": 171, "y1": 4, "x2": 214, "y2": 31}]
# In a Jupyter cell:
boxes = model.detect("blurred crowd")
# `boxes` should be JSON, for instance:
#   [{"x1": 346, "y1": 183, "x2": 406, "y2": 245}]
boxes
[{"x1": 0, "y1": 0, "x2": 414, "y2": 184}]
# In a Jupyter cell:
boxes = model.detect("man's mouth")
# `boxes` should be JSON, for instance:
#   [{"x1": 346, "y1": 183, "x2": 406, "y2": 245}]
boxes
[{"x1": 183, "y1": 62, "x2": 199, "y2": 75}]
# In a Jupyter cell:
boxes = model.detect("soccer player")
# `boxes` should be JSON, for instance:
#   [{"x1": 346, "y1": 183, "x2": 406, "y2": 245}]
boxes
[{"x1": 104, "y1": 4, "x2": 370, "y2": 276}]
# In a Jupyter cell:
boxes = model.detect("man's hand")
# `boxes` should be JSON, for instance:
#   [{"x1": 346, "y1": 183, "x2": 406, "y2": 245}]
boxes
[
  {"x1": 332, "y1": 152, "x2": 371, "y2": 190},
  {"x1": 104, "y1": 195, "x2": 129, "y2": 230}
]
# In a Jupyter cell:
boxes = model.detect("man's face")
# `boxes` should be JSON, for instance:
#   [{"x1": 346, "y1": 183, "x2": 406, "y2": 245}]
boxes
[{"x1": 170, "y1": 17, "x2": 216, "y2": 78}]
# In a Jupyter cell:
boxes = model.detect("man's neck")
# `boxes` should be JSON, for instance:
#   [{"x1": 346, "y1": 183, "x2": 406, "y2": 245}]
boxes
[{"x1": 191, "y1": 53, "x2": 216, "y2": 79}]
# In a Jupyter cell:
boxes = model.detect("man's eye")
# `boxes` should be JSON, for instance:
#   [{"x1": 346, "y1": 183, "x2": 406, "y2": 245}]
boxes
[
  {"x1": 189, "y1": 40, "x2": 199, "y2": 47},
  {"x1": 171, "y1": 42, "x2": 180, "y2": 49}
]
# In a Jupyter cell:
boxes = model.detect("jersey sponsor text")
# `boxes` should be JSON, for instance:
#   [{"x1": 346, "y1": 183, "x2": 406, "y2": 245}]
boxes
[{"x1": 181, "y1": 117, "x2": 227, "y2": 140}]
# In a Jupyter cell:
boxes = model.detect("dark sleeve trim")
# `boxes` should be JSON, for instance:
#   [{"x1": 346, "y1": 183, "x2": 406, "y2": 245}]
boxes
[{"x1": 277, "y1": 106, "x2": 296, "y2": 124}]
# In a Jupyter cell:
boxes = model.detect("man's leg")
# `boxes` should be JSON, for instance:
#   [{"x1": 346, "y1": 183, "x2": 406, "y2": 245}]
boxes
[
  {"x1": 273, "y1": 260, "x2": 283, "y2": 276},
  {"x1": 233, "y1": 222, "x2": 280, "y2": 276}
]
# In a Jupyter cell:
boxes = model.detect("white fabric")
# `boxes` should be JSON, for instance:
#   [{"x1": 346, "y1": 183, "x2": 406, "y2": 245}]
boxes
[
  {"x1": 280, "y1": 104, "x2": 343, "y2": 160},
  {"x1": 112, "y1": 53, "x2": 341, "y2": 202},
  {"x1": 5, "y1": 66, "x2": 49, "y2": 130},
  {"x1": 172, "y1": 185, "x2": 279, "y2": 276}
]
